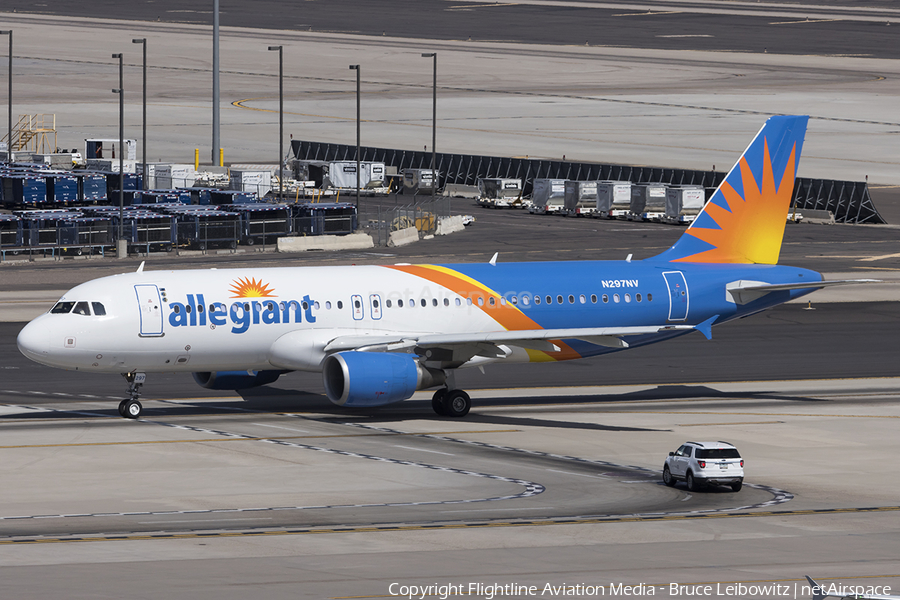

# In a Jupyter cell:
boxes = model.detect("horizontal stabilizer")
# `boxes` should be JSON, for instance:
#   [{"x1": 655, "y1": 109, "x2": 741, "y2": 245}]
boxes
[{"x1": 726, "y1": 279, "x2": 881, "y2": 305}]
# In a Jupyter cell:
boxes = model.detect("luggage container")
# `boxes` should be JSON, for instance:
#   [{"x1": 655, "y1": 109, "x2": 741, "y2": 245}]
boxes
[
  {"x1": 227, "y1": 203, "x2": 291, "y2": 245},
  {"x1": 84, "y1": 159, "x2": 138, "y2": 173},
  {"x1": 529, "y1": 179, "x2": 567, "y2": 215},
  {"x1": 154, "y1": 164, "x2": 197, "y2": 189},
  {"x1": 564, "y1": 181, "x2": 598, "y2": 217},
  {"x1": 2, "y1": 175, "x2": 48, "y2": 206},
  {"x1": 210, "y1": 189, "x2": 258, "y2": 205},
  {"x1": 595, "y1": 181, "x2": 632, "y2": 219},
  {"x1": 133, "y1": 190, "x2": 191, "y2": 206},
  {"x1": 19, "y1": 211, "x2": 80, "y2": 246},
  {"x1": 57, "y1": 217, "x2": 113, "y2": 254},
  {"x1": 84, "y1": 138, "x2": 137, "y2": 161},
  {"x1": 477, "y1": 178, "x2": 523, "y2": 208},
  {"x1": 293, "y1": 202, "x2": 357, "y2": 235},
  {"x1": 0, "y1": 213, "x2": 22, "y2": 247},
  {"x1": 78, "y1": 173, "x2": 108, "y2": 202},
  {"x1": 47, "y1": 173, "x2": 79, "y2": 203},
  {"x1": 326, "y1": 161, "x2": 386, "y2": 192},
  {"x1": 665, "y1": 185, "x2": 707, "y2": 224},
  {"x1": 229, "y1": 169, "x2": 272, "y2": 197},
  {"x1": 401, "y1": 168, "x2": 438, "y2": 194},
  {"x1": 116, "y1": 211, "x2": 176, "y2": 251},
  {"x1": 171, "y1": 208, "x2": 240, "y2": 250},
  {"x1": 179, "y1": 187, "x2": 216, "y2": 206},
  {"x1": 629, "y1": 183, "x2": 668, "y2": 221}
]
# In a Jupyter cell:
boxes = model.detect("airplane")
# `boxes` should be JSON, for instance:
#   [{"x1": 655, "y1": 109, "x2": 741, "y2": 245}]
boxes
[
  {"x1": 16, "y1": 115, "x2": 874, "y2": 419},
  {"x1": 806, "y1": 575, "x2": 900, "y2": 600}
]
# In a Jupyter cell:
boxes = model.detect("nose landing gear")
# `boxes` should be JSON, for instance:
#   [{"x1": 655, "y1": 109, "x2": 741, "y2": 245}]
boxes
[{"x1": 118, "y1": 372, "x2": 146, "y2": 419}]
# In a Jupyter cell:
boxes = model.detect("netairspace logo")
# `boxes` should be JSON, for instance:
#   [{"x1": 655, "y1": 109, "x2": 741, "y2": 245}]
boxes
[{"x1": 387, "y1": 581, "x2": 894, "y2": 599}]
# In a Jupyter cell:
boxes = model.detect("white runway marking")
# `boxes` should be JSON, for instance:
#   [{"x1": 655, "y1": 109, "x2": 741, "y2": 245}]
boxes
[
  {"x1": 252, "y1": 423, "x2": 309, "y2": 433},
  {"x1": 394, "y1": 445, "x2": 454, "y2": 456}
]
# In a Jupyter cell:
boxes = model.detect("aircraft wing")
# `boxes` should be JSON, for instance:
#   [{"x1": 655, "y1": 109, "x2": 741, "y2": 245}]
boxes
[
  {"x1": 805, "y1": 575, "x2": 900, "y2": 600},
  {"x1": 727, "y1": 279, "x2": 881, "y2": 304},
  {"x1": 323, "y1": 324, "x2": 695, "y2": 358}
]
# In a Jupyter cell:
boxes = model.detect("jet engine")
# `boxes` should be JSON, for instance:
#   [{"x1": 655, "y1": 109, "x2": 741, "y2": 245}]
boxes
[
  {"x1": 322, "y1": 352, "x2": 445, "y2": 407},
  {"x1": 192, "y1": 370, "x2": 285, "y2": 390}
]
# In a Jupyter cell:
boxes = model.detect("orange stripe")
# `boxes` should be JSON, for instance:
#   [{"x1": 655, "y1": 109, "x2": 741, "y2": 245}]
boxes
[{"x1": 385, "y1": 264, "x2": 582, "y2": 361}]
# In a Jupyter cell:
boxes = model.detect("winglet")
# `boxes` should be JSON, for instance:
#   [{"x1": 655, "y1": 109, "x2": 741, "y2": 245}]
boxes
[
  {"x1": 489, "y1": 252, "x2": 498, "y2": 266},
  {"x1": 695, "y1": 315, "x2": 718, "y2": 340},
  {"x1": 804, "y1": 576, "x2": 827, "y2": 600},
  {"x1": 136, "y1": 261, "x2": 145, "y2": 273}
]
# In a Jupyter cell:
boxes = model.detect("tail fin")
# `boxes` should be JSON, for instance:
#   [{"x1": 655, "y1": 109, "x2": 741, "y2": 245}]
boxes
[
  {"x1": 804, "y1": 576, "x2": 828, "y2": 600},
  {"x1": 653, "y1": 115, "x2": 808, "y2": 264}
]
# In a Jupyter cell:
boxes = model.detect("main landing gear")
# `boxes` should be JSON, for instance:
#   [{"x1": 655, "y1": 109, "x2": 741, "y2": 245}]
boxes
[
  {"x1": 118, "y1": 372, "x2": 146, "y2": 419},
  {"x1": 431, "y1": 388, "x2": 471, "y2": 418}
]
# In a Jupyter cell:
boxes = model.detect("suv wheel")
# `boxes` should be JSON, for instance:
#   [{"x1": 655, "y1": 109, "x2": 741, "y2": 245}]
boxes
[
  {"x1": 731, "y1": 481, "x2": 742, "y2": 492},
  {"x1": 686, "y1": 471, "x2": 698, "y2": 492},
  {"x1": 663, "y1": 466, "x2": 676, "y2": 487}
]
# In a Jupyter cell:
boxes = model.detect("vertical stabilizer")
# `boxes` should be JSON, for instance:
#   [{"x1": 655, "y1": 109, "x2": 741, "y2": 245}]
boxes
[{"x1": 653, "y1": 115, "x2": 808, "y2": 264}]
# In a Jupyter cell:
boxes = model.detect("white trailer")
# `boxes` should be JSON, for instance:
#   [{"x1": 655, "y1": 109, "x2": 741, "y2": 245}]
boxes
[
  {"x1": 629, "y1": 183, "x2": 668, "y2": 221},
  {"x1": 477, "y1": 178, "x2": 523, "y2": 208},
  {"x1": 595, "y1": 181, "x2": 632, "y2": 218},
  {"x1": 665, "y1": 185, "x2": 706, "y2": 224},
  {"x1": 230, "y1": 169, "x2": 272, "y2": 197},
  {"x1": 530, "y1": 179, "x2": 567, "y2": 214},
  {"x1": 564, "y1": 181, "x2": 598, "y2": 216},
  {"x1": 402, "y1": 168, "x2": 439, "y2": 194}
]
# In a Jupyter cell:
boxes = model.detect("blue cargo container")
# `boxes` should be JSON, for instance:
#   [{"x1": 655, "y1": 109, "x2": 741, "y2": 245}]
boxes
[
  {"x1": 210, "y1": 189, "x2": 258, "y2": 205},
  {"x1": 18, "y1": 211, "x2": 81, "y2": 246},
  {"x1": 292, "y1": 202, "x2": 357, "y2": 235},
  {"x1": 167, "y1": 207, "x2": 240, "y2": 250},
  {"x1": 48, "y1": 173, "x2": 79, "y2": 203},
  {"x1": 226, "y1": 203, "x2": 291, "y2": 245},
  {"x1": 100, "y1": 171, "x2": 143, "y2": 192},
  {"x1": 57, "y1": 217, "x2": 113, "y2": 249},
  {"x1": 178, "y1": 187, "x2": 217, "y2": 205},
  {"x1": 2, "y1": 175, "x2": 48, "y2": 205},
  {"x1": 79, "y1": 174, "x2": 108, "y2": 202},
  {"x1": 115, "y1": 211, "x2": 176, "y2": 249},
  {"x1": 0, "y1": 213, "x2": 22, "y2": 247},
  {"x1": 134, "y1": 190, "x2": 191, "y2": 205}
]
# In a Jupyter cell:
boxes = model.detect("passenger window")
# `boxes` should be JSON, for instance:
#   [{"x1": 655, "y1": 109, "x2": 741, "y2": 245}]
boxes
[
  {"x1": 51, "y1": 301, "x2": 75, "y2": 314},
  {"x1": 489, "y1": 297, "x2": 495, "y2": 306},
  {"x1": 373, "y1": 299, "x2": 379, "y2": 309},
  {"x1": 337, "y1": 301, "x2": 343, "y2": 309},
  {"x1": 432, "y1": 298, "x2": 437, "y2": 307},
  {"x1": 91, "y1": 302, "x2": 106, "y2": 316},
  {"x1": 409, "y1": 299, "x2": 415, "y2": 308},
  {"x1": 499, "y1": 297, "x2": 506, "y2": 306},
  {"x1": 546, "y1": 296, "x2": 552, "y2": 304},
  {"x1": 455, "y1": 298, "x2": 461, "y2": 306},
  {"x1": 466, "y1": 298, "x2": 473, "y2": 306},
  {"x1": 198, "y1": 304, "x2": 205, "y2": 313},
  {"x1": 398, "y1": 299, "x2": 404, "y2": 308},
  {"x1": 579, "y1": 294, "x2": 586, "y2": 304},
  {"x1": 647, "y1": 293, "x2": 653, "y2": 302},
  {"x1": 568, "y1": 295, "x2": 574, "y2": 304},
  {"x1": 444, "y1": 298, "x2": 449, "y2": 307},
  {"x1": 557, "y1": 295, "x2": 564, "y2": 304},
  {"x1": 624, "y1": 294, "x2": 631, "y2": 303},
  {"x1": 636, "y1": 293, "x2": 642, "y2": 302},
  {"x1": 73, "y1": 301, "x2": 91, "y2": 316},
  {"x1": 534, "y1": 296, "x2": 541, "y2": 305},
  {"x1": 510, "y1": 296, "x2": 517, "y2": 305},
  {"x1": 522, "y1": 296, "x2": 529, "y2": 306},
  {"x1": 314, "y1": 301, "x2": 320, "y2": 310},
  {"x1": 326, "y1": 301, "x2": 332, "y2": 309},
  {"x1": 421, "y1": 299, "x2": 427, "y2": 307},
  {"x1": 186, "y1": 305, "x2": 193, "y2": 314},
  {"x1": 173, "y1": 305, "x2": 181, "y2": 314},
  {"x1": 477, "y1": 297, "x2": 484, "y2": 306},
  {"x1": 354, "y1": 300, "x2": 361, "y2": 309},
  {"x1": 386, "y1": 299, "x2": 392, "y2": 308},
  {"x1": 613, "y1": 294, "x2": 620, "y2": 303},
  {"x1": 302, "y1": 301, "x2": 309, "y2": 311},
  {"x1": 591, "y1": 294, "x2": 597, "y2": 303},
  {"x1": 602, "y1": 294, "x2": 609, "y2": 303}
]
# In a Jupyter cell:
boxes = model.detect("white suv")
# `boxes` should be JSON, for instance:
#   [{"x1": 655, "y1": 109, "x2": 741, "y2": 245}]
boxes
[{"x1": 663, "y1": 441, "x2": 744, "y2": 492}]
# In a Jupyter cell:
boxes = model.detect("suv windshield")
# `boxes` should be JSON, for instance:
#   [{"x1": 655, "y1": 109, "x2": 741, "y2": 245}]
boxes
[{"x1": 696, "y1": 448, "x2": 741, "y2": 459}]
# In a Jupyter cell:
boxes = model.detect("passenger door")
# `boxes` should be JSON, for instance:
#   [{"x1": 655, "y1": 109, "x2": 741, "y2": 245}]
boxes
[{"x1": 134, "y1": 284, "x2": 164, "y2": 337}]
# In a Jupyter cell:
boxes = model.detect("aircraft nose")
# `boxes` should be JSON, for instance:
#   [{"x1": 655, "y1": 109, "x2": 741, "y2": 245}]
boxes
[{"x1": 17, "y1": 320, "x2": 51, "y2": 363}]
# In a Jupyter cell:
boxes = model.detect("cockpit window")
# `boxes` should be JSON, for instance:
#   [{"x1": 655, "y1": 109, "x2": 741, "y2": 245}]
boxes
[
  {"x1": 72, "y1": 302, "x2": 91, "y2": 316},
  {"x1": 51, "y1": 301, "x2": 75, "y2": 314},
  {"x1": 92, "y1": 302, "x2": 107, "y2": 316}
]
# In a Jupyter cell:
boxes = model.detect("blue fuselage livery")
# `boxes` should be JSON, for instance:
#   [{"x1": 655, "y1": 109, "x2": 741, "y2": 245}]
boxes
[{"x1": 18, "y1": 115, "x2": 864, "y2": 419}]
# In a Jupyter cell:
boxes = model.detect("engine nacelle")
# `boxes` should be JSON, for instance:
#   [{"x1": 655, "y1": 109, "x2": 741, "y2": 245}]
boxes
[
  {"x1": 322, "y1": 352, "x2": 445, "y2": 407},
  {"x1": 192, "y1": 370, "x2": 285, "y2": 390}
]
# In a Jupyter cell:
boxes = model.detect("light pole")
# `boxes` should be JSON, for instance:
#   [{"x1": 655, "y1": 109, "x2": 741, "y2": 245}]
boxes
[
  {"x1": 112, "y1": 53, "x2": 126, "y2": 258},
  {"x1": 212, "y1": 0, "x2": 220, "y2": 165},
  {"x1": 421, "y1": 52, "x2": 436, "y2": 204},
  {"x1": 0, "y1": 30, "x2": 11, "y2": 153},
  {"x1": 132, "y1": 38, "x2": 147, "y2": 190},
  {"x1": 268, "y1": 45, "x2": 283, "y2": 202},
  {"x1": 349, "y1": 64, "x2": 360, "y2": 210}
]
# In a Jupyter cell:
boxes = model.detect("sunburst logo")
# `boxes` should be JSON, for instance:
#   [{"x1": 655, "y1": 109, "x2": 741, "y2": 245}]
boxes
[{"x1": 229, "y1": 277, "x2": 276, "y2": 298}]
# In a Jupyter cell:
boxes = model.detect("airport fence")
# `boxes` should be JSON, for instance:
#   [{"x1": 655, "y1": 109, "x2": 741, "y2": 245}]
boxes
[{"x1": 292, "y1": 140, "x2": 886, "y2": 225}]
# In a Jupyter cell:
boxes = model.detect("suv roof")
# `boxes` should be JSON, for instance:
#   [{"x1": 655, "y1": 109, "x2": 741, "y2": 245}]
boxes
[{"x1": 685, "y1": 441, "x2": 736, "y2": 449}]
